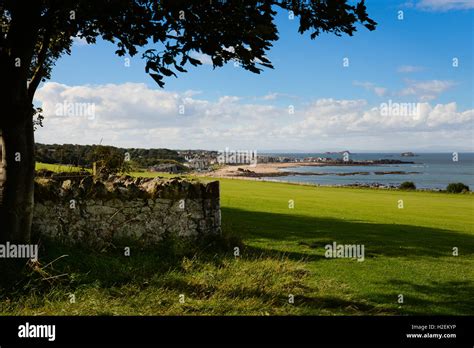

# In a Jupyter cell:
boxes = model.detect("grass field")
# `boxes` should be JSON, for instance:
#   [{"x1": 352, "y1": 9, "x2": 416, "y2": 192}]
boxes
[
  {"x1": 0, "y1": 165, "x2": 472, "y2": 315},
  {"x1": 35, "y1": 162, "x2": 87, "y2": 172},
  {"x1": 219, "y1": 179, "x2": 474, "y2": 315},
  {"x1": 35, "y1": 162, "x2": 178, "y2": 179}
]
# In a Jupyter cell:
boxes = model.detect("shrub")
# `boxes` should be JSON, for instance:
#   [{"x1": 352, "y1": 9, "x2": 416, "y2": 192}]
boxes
[
  {"x1": 86, "y1": 145, "x2": 131, "y2": 176},
  {"x1": 446, "y1": 183, "x2": 470, "y2": 193},
  {"x1": 399, "y1": 181, "x2": 416, "y2": 190}
]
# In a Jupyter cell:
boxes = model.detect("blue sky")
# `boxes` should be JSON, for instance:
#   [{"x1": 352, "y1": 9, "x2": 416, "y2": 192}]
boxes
[{"x1": 35, "y1": 0, "x2": 474, "y2": 152}]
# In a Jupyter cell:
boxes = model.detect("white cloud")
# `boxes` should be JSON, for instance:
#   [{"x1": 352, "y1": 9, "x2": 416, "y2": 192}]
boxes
[
  {"x1": 33, "y1": 82, "x2": 473, "y2": 151},
  {"x1": 397, "y1": 65, "x2": 425, "y2": 73},
  {"x1": 190, "y1": 52, "x2": 213, "y2": 65},
  {"x1": 399, "y1": 79, "x2": 456, "y2": 101},
  {"x1": 262, "y1": 92, "x2": 278, "y2": 100},
  {"x1": 72, "y1": 37, "x2": 88, "y2": 46},
  {"x1": 260, "y1": 92, "x2": 299, "y2": 101},
  {"x1": 353, "y1": 81, "x2": 387, "y2": 96},
  {"x1": 414, "y1": 0, "x2": 474, "y2": 11}
]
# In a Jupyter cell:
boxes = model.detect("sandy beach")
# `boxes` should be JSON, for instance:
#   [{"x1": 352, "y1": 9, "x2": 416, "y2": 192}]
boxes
[
  {"x1": 198, "y1": 159, "x2": 424, "y2": 182},
  {"x1": 201, "y1": 162, "x2": 323, "y2": 178}
]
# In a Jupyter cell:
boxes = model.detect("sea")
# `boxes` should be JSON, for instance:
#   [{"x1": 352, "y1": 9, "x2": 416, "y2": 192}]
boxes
[{"x1": 261, "y1": 153, "x2": 474, "y2": 190}]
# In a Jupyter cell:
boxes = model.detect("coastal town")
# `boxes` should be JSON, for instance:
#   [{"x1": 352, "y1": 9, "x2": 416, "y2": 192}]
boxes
[
  {"x1": 157, "y1": 149, "x2": 418, "y2": 183},
  {"x1": 170, "y1": 149, "x2": 415, "y2": 173},
  {"x1": 33, "y1": 144, "x2": 417, "y2": 180}
]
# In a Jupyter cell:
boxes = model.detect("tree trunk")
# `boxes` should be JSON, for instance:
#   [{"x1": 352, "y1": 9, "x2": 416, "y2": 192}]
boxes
[
  {"x1": 0, "y1": 1, "x2": 42, "y2": 244},
  {"x1": 0, "y1": 114, "x2": 35, "y2": 244}
]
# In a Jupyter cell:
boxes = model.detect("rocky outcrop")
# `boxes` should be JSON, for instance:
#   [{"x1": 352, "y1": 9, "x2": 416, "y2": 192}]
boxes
[{"x1": 32, "y1": 174, "x2": 221, "y2": 248}]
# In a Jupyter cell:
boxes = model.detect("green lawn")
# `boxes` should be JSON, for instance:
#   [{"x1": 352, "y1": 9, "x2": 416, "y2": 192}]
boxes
[
  {"x1": 0, "y1": 167, "x2": 472, "y2": 315},
  {"x1": 36, "y1": 162, "x2": 87, "y2": 172},
  {"x1": 219, "y1": 179, "x2": 474, "y2": 315},
  {"x1": 35, "y1": 162, "x2": 178, "y2": 179}
]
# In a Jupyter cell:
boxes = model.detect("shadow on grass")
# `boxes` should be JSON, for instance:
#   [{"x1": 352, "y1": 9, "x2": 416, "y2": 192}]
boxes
[
  {"x1": 1, "y1": 206, "x2": 472, "y2": 315},
  {"x1": 370, "y1": 280, "x2": 474, "y2": 315},
  {"x1": 222, "y1": 207, "x2": 474, "y2": 259},
  {"x1": 294, "y1": 295, "x2": 397, "y2": 315},
  {"x1": 0, "y1": 233, "x2": 239, "y2": 295}
]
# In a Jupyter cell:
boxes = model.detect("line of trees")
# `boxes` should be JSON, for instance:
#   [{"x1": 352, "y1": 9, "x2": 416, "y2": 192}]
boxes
[{"x1": 35, "y1": 143, "x2": 185, "y2": 168}]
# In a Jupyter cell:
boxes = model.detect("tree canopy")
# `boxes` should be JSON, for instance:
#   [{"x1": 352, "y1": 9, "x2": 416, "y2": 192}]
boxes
[
  {"x1": 1, "y1": 0, "x2": 376, "y2": 98},
  {"x1": 0, "y1": 0, "x2": 376, "y2": 243},
  {"x1": 35, "y1": 143, "x2": 184, "y2": 167}
]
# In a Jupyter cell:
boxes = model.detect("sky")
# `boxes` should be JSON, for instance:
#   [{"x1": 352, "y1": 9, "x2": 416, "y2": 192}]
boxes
[{"x1": 34, "y1": 0, "x2": 474, "y2": 152}]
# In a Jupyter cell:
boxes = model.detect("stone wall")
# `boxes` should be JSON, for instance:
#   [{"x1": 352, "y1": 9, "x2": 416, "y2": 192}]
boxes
[{"x1": 32, "y1": 174, "x2": 221, "y2": 248}]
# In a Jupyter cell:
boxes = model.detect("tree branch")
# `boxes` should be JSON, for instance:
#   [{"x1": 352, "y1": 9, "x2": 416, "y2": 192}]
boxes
[{"x1": 28, "y1": 30, "x2": 51, "y2": 101}]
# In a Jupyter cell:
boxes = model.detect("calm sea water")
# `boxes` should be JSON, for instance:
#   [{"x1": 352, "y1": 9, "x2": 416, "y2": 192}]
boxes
[{"x1": 262, "y1": 153, "x2": 474, "y2": 190}]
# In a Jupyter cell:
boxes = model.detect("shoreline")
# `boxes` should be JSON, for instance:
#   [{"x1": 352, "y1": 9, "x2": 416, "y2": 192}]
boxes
[
  {"x1": 199, "y1": 162, "x2": 419, "y2": 179},
  {"x1": 195, "y1": 162, "x2": 461, "y2": 192},
  {"x1": 199, "y1": 173, "x2": 467, "y2": 192},
  {"x1": 218, "y1": 176, "x2": 440, "y2": 191}
]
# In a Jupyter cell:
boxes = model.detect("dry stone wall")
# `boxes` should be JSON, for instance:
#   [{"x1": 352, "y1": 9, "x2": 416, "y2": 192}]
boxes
[{"x1": 32, "y1": 174, "x2": 221, "y2": 248}]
